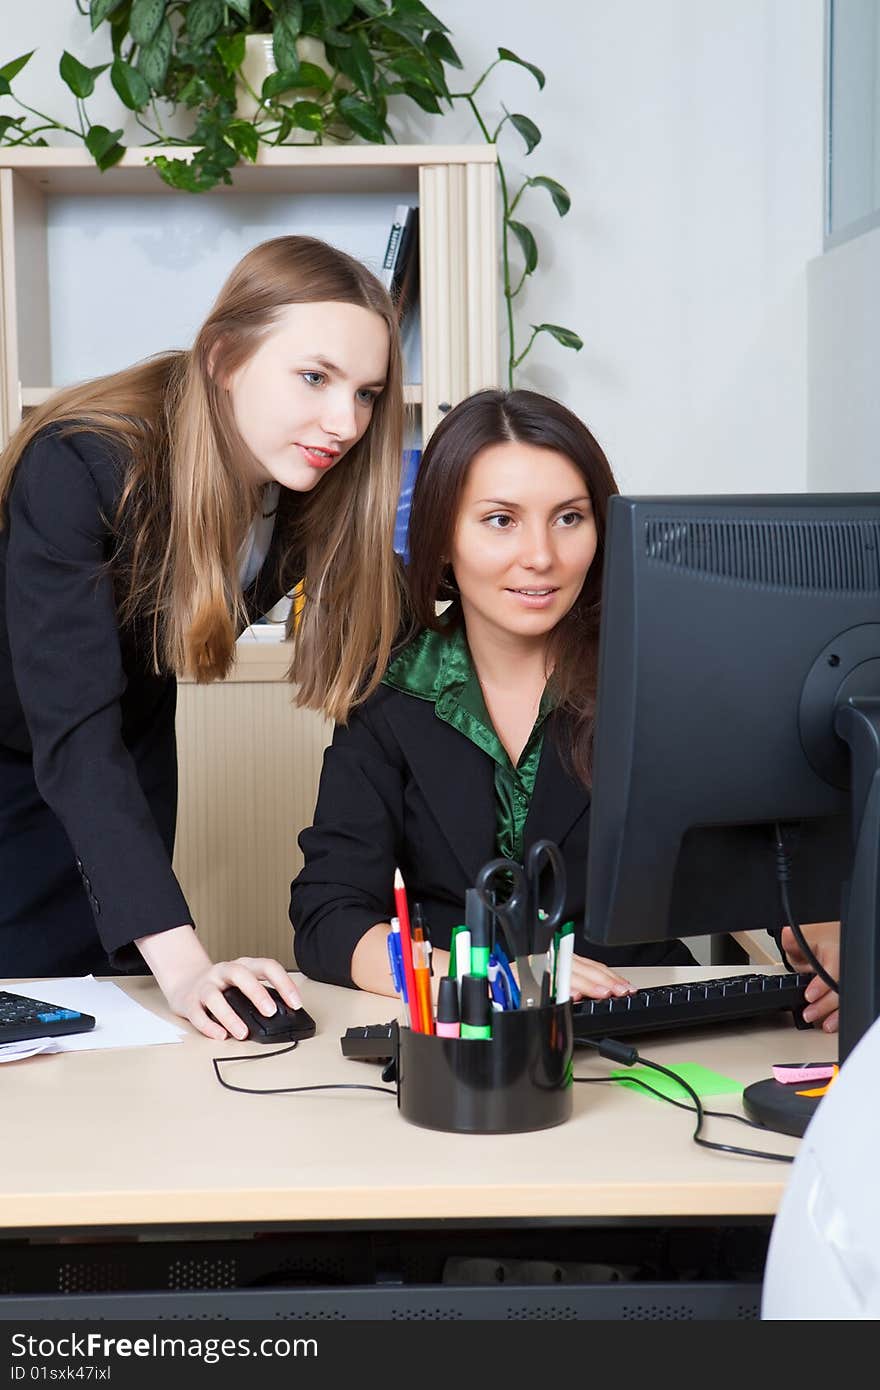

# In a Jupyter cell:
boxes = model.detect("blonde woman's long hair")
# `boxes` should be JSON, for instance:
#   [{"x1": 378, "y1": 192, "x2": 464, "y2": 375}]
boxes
[{"x1": 0, "y1": 236, "x2": 406, "y2": 722}]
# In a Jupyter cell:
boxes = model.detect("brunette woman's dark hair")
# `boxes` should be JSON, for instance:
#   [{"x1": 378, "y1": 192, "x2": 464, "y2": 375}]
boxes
[{"x1": 406, "y1": 388, "x2": 619, "y2": 785}]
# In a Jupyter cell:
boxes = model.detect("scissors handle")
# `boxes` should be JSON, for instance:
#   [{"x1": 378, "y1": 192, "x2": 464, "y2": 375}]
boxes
[
  {"x1": 526, "y1": 839, "x2": 567, "y2": 954},
  {"x1": 474, "y1": 858, "x2": 543, "y2": 1007}
]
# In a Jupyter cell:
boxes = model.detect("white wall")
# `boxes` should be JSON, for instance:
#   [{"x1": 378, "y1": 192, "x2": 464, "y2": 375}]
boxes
[{"x1": 1, "y1": 0, "x2": 826, "y2": 493}]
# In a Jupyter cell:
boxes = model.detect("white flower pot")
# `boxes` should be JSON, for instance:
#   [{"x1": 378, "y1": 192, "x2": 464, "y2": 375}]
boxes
[{"x1": 235, "y1": 33, "x2": 348, "y2": 141}]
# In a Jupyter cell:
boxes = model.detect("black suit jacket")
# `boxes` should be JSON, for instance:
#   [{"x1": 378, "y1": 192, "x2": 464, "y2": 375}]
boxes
[
  {"x1": 0, "y1": 425, "x2": 301, "y2": 968},
  {"x1": 291, "y1": 682, "x2": 694, "y2": 987}
]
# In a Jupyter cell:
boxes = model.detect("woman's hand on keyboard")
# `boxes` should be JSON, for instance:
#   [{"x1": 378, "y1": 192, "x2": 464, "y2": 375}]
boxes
[
  {"x1": 569, "y1": 954, "x2": 633, "y2": 1002},
  {"x1": 781, "y1": 922, "x2": 840, "y2": 1033}
]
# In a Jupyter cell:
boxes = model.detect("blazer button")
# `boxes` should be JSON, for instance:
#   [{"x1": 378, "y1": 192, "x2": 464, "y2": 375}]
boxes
[
  {"x1": 90, "y1": 896, "x2": 101, "y2": 916},
  {"x1": 75, "y1": 858, "x2": 84, "y2": 873},
  {"x1": 83, "y1": 876, "x2": 92, "y2": 894}
]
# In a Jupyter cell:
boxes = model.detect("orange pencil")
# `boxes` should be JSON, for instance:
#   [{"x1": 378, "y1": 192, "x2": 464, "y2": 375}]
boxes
[{"x1": 413, "y1": 926, "x2": 435, "y2": 1035}]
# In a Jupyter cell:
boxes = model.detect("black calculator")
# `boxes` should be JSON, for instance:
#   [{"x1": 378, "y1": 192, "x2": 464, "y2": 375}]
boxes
[{"x1": 0, "y1": 990, "x2": 96, "y2": 1044}]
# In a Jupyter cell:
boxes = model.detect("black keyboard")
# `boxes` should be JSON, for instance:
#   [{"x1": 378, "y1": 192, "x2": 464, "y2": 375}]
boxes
[
  {"x1": 0, "y1": 990, "x2": 95, "y2": 1045},
  {"x1": 572, "y1": 971, "x2": 811, "y2": 1042}
]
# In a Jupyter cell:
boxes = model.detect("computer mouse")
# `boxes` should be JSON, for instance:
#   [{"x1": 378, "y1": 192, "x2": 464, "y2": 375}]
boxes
[{"x1": 218, "y1": 986, "x2": 317, "y2": 1043}]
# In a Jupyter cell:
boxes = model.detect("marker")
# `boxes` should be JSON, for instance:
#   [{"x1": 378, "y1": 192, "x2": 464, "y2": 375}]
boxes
[
  {"x1": 460, "y1": 973, "x2": 492, "y2": 1040},
  {"x1": 466, "y1": 887, "x2": 492, "y2": 979},
  {"x1": 452, "y1": 923, "x2": 471, "y2": 988},
  {"x1": 394, "y1": 868, "x2": 420, "y2": 1031},
  {"x1": 435, "y1": 976, "x2": 460, "y2": 1038},
  {"x1": 554, "y1": 920, "x2": 575, "y2": 1004}
]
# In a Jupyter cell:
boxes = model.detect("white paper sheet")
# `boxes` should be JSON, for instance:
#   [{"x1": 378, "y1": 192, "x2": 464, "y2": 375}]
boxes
[{"x1": 5, "y1": 977, "x2": 184, "y2": 1052}]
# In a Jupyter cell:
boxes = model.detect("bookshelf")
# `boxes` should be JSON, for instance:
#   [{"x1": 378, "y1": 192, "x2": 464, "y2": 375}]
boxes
[{"x1": 0, "y1": 144, "x2": 499, "y2": 967}]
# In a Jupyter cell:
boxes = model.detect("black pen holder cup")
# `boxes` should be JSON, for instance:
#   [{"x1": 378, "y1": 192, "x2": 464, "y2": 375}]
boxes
[{"x1": 396, "y1": 1002, "x2": 573, "y2": 1135}]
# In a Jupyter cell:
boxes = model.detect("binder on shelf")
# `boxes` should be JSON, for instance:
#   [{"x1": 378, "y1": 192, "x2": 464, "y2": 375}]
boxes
[
  {"x1": 393, "y1": 448, "x2": 422, "y2": 565},
  {"x1": 381, "y1": 204, "x2": 420, "y2": 324}
]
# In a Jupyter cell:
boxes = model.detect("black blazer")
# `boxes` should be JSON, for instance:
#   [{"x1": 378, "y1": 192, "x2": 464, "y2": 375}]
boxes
[
  {"x1": 291, "y1": 682, "x2": 694, "y2": 987},
  {"x1": 0, "y1": 425, "x2": 301, "y2": 968}
]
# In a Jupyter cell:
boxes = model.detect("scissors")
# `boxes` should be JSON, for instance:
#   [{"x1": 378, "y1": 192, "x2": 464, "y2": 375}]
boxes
[{"x1": 474, "y1": 839, "x2": 567, "y2": 1008}]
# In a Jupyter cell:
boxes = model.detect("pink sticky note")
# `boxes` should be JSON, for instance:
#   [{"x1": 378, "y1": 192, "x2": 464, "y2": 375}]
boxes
[{"x1": 772, "y1": 1062, "x2": 837, "y2": 1085}]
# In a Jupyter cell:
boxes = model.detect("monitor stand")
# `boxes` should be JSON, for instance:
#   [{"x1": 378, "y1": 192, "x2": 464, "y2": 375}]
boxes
[{"x1": 743, "y1": 696, "x2": 880, "y2": 1137}]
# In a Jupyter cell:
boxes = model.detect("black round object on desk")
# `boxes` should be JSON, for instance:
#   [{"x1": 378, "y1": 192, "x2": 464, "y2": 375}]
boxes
[{"x1": 396, "y1": 1002, "x2": 573, "y2": 1134}]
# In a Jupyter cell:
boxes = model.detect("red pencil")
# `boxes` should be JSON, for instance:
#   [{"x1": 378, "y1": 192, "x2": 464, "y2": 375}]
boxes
[{"x1": 394, "y1": 868, "x2": 421, "y2": 1032}]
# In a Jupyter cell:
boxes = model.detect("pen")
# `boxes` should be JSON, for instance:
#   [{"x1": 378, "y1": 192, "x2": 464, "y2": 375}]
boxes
[
  {"x1": 394, "y1": 868, "x2": 421, "y2": 1031},
  {"x1": 389, "y1": 916, "x2": 410, "y2": 1026},
  {"x1": 412, "y1": 925, "x2": 435, "y2": 1035},
  {"x1": 492, "y1": 940, "x2": 521, "y2": 1009},
  {"x1": 460, "y1": 973, "x2": 492, "y2": 1040},
  {"x1": 435, "y1": 976, "x2": 460, "y2": 1038}
]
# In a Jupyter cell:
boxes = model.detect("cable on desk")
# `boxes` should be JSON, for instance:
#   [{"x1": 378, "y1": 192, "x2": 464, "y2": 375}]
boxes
[
  {"x1": 212, "y1": 1042, "x2": 397, "y2": 1097},
  {"x1": 573, "y1": 1037, "x2": 794, "y2": 1164}
]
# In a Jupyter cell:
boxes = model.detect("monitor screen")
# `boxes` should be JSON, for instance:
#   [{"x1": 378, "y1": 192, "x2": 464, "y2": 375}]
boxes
[{"x1": 584, "y1": 492, "x2": 880, "y2": 1062}]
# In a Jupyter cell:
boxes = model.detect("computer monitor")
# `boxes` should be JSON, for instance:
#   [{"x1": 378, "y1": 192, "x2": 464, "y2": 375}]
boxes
[{"x1": 584, "y1": 493, "x2": 880, "y2": 1083}]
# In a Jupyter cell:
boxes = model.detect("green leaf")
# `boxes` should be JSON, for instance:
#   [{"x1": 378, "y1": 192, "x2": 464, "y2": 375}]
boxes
[
  {"x1": 377, "y1": 17, "x2": 425, "y2": 47},
  {"x1": 129, "y1": 0, "x2": 165, "y2": 46},
  {"x1": 84, "y1": 123, "x2": 126, "y2": 170},
  {"x1": 225, "y1": 119, "x2": 260, "y2": 161},
  {"x1": 400, "y1": 82, "x2": 441, "y2": 114},
  {"x1": 425, "y1": 32, "x2": 462, "y2": 69},
  {"x1": 90, "y1": 0, "x2": 127, "y2": 28},
  {"x1": 292, "y1": 99, "x2": 324, "y2": 130},
  {"x1": 261, "y1": 69, "x2": 299, "y2": 99},
  {"x1": 509, "y1": 112, "x2": 541, "y2": 154},
  {"x1": 226, "y1": 0, "x2": 252, "y2": 18},
  {"x1": 187, "y1": 0, "x2": 224, "y2": 47},
  {"x1": 531, "y1": 323, "x2": 583, "y2": 352},
  {"x1": 353, "y1": 0, "x2": 387, "y2": 16},
  {"x1": 395, "y1": 0, "x2": 449, "y2": 33},
  {"x1": 498, "y1": 47, "x2": 545, "y2": 89},
  {"x1": 273, "y1": 1, "x2": 303, "y2": 74},
  {"x1": 0, "y1": 51, "x2": 34, "y2": 84},
  {"x1": 336, "y1": 92, "x2": 386, "y2": 141},
  {"x1": 0, "y1": 114, "x2": 25, "y2": 139},
  {"x1": 0, "y1": 78, "x2": 9, "y2": 99},
  {"x1": 294, "y1": 60, "x2": 331, "y2": 90},
  {"x1": 331, "y1": 33, "x2": 375, "y2": 96},
  {"x1": 110, "y1": 56, "x2": 150, "y2": 108},
  {"x1": 508, "y1": 219, "x2": 538, "y2": 273},
  {"x1": 216, "y1": 33, "x2": 247, "y2": 76},
  {"x1": 319, "y1": 0, "x2": 355, "y2": 22},
  {"x1": 59, "y1": 51, "x2": 110, "y2": 99},
  {"x1": 137, "y1": 18, "x2": 172, "y2": 91},
  {"x1": 527, "y1": 175, "x2": 570, "y2": 217},
  {"x1": 322, "y1": 27, "x2": 351, "y2": 46},
  {"x1": 151, "y1": 154, "x2": 215, "y2": 192},
  {"x1": 388, "y1": 54, "x2": 437, "y2": 90}
]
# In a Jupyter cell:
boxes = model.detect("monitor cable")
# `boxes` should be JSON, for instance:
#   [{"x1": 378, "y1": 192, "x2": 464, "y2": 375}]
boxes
[
  {"x1": 574, "y1": 1036, "x2": 795, "y2": 1163},
  {"x1": 772, "y1": 822, "x2": 839, "y2": 994}
]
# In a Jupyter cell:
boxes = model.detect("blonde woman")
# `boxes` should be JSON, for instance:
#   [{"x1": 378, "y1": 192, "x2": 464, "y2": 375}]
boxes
[{"x1": 0, "y1": 236, "x2": 404, "y2": 1041}]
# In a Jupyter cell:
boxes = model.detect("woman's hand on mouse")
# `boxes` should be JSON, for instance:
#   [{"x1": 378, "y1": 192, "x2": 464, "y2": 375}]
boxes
[{"x1": 136, "y1": 925, "x2": 301, "y2": 1039}]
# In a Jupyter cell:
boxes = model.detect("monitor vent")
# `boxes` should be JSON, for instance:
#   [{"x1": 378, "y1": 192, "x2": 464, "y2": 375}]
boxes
[{"x1": 644, "y1": 518, "x2": 880, "y2": 591}]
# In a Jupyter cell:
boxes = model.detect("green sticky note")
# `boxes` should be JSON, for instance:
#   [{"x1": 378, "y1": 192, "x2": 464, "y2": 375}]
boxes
[{"x1": 610, "y1": 1062, "x2": 743, "y2": 1102}]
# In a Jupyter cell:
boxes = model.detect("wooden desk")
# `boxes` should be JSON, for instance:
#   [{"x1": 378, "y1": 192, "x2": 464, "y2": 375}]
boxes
[{"x1": 0, "y1": 968, "x2": 835, "y2": 1319}]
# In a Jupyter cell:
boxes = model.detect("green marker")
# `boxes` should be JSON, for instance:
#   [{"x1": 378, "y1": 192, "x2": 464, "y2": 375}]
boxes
[
  {"x1": 466, "y1": 887, "x2": 491, "y2": 979},
  {"x1": 460, "y1": 973, "x2": 492, "y2": 1040},
  {"x1": 450, "y1": 922, "x2": 471, "y2": 985}
]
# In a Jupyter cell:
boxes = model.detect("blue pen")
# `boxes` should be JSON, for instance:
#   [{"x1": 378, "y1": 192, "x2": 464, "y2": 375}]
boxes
[
  {"x1": 492, "y1": 941, "x2": 521, "y2": 1009},
  {"x1": 389, "y1": 916, "x2": 411, "y2": 1025},
  {"x1": 487, "y1": 958, "x2": 510, "y2": 1010}
]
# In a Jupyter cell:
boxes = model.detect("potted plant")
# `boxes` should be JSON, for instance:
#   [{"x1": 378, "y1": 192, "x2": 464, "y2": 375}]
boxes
[{"x1": 0, "y1": 1, "x2": 581, "y2": 380}]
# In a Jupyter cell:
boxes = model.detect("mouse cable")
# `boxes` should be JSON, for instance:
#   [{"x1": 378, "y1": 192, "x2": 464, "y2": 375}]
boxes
[
  {"x1": 573, "y1": 1037, "x2": 794, "y2": 1164},
  {"x1": 772, "y1": 821, "x2": 839, "y2": 993},
  {"x1": 212, "y1": 1042, "x2": 397, "y2": 1097}
]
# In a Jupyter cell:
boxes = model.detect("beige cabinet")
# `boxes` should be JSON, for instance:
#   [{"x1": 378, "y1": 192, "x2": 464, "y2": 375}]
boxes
[{"x1": 0, "y1": 144, "x2": 499, "y2": 964}]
